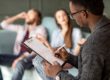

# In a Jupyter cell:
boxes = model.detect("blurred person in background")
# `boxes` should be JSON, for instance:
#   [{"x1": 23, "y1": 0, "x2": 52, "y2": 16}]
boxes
[{"x1": 0, "y1": 9, "x2": 47, "y2": 80}]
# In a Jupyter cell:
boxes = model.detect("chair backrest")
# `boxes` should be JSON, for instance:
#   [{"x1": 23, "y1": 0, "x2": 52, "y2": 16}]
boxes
[
  {"x1": 42, "y1": 17, "x2": 58, "y2": 42},
  {"x1": 0, "y1": 30, "x2": 16, "y2": 54}
]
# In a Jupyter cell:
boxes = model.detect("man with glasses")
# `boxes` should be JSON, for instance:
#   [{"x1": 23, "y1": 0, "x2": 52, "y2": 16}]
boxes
[
  {"x1": 43, "y1": 0, "x2": 110, "y2": 80},
  {"x1": 70, "y1": 10, "x2": 86, "y2": 20}
]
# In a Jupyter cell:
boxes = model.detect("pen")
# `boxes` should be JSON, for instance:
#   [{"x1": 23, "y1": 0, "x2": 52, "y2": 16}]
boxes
[{"x1": 54, "y1": 44, "x2": 65, "y2": 53}]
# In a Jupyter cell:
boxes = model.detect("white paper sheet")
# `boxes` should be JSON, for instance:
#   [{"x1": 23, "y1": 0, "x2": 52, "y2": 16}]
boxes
[{"x1": 24, "y1": 37, "x2": 64, "y2": 65}]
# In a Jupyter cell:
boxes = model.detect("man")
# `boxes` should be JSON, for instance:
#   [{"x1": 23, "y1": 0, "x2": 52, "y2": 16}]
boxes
[
  {"x1": 43, "y1": 0, "x2": 110, "y2": 80},
  {"x1": 0, "y1": 9, "x2": 47, "y2": 80}
]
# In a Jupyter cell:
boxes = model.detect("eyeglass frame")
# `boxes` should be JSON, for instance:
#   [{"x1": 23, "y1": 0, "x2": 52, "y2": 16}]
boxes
[{"x1": 70, "y1": 10, "x2": 86, "y2": 20}]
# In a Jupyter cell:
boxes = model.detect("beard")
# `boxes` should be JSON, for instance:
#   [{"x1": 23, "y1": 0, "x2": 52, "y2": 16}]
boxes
[{"x1": 26, "y1": 18, "x2": 36, "y2": 25}]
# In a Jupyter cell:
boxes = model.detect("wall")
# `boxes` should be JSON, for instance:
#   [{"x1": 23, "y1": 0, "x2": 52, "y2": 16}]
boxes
[
  {"x1": 104, "y1": 0, "x2": 110, "y2": 18},
  {"x1": 0, "y1": 0, "x2": 110, "y2": 21},
  {"x1": 0, "y1": 0, "x2": 69, "y2": 21},
  {"x1": 0, "y1": 0, "x2": 110, "y2": 29}
]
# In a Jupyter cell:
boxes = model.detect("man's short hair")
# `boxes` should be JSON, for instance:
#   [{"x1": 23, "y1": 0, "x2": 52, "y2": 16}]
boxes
[{"x1": 69, "y1": 0, "x2": 104, "y2": 15}]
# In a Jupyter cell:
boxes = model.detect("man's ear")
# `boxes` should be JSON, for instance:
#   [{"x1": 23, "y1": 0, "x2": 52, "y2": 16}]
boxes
[
  {"x1": 85, "y1": 11, "x2": 88, "y2": 18},
  {"x1": 83, "y1": 11, "x2": 88, "y2": 18}
]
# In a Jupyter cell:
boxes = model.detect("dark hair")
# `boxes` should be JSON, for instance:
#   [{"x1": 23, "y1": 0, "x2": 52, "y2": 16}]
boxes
[
  {"x1": 69, "y1": 0, "x2": 104, "y2": 15},
  {"x1": 31, "y1": 9, "x2": 42, "y2": 25},
  {"x1": 54, "y1": 9, "x2": 73, "y2": 48}
]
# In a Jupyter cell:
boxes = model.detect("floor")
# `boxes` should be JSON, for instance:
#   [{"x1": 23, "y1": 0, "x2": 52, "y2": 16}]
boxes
[
  {"x1": 0, "y1": 65, "x2": 42, "y2": 80},
  {"x1": 0, "y1": 65, "x2": 78, "y2": 80}
]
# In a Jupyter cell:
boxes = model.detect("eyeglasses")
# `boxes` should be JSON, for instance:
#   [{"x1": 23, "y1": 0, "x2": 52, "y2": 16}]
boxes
[{"x1": 70, "y1": 10, "x2": 86, "y2": 20}]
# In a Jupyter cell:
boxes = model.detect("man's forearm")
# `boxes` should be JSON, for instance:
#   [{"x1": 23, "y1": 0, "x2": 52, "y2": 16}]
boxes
[
  {"x1": 2, "y1": 12, "x2": 26, "y2": 24},
  {"x1": 3, "y1": 15, "x2": 20, "y2": 24}
]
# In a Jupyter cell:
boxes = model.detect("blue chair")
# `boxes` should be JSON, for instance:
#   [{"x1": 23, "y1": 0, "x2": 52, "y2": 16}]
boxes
[
  {"x1": 42, "y1": 17, "x2": 58, "y2": 42},
  {"x1": 0, "y1": 30, "x2": 16, "y2": 54}
]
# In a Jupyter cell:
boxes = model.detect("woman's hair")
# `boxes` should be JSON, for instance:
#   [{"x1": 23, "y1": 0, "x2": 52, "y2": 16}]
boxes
[{"x1": 54, "y1": 9, "x2": 73, "y2": 48}]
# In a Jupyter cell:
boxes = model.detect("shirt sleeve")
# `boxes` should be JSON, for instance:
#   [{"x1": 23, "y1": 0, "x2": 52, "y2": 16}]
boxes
[
  {"x1": 73, "y1": 28, "x2": 82, "y2": 48},
  {"x1": 66, "y1": 54, "x2": 78, "y2": 68},
  {"x1": 0, "y1": 21, "x2": 23, "y2": 32}
]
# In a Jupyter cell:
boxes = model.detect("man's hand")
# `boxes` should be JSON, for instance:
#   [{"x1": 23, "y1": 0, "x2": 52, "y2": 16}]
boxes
[
  {"x1": 12, "y1": 52, "x2": 29, "y2": 69},
  {"x1": 43, "y1": 61, "x2": 62, "y2": 78},
  {"x1": 73, "y1": 38, "x2": 86, "y2": 56},
  {"x1": 12, "y1": 57, "x2": 23, "y2": 69},
  {"x1": 16, "y1": 12, "x2": 27, "y2": 19},
  {"x1": 78, "y1": 38, "x2": 86, "y2": 46},
  {"x1": 54, "y1": 47, "x2": 69, "y2": 61}
]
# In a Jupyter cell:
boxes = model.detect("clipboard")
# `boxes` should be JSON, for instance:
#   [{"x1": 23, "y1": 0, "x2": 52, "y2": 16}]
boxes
[{"x1": 23, "y1": 37, "x2": 66, "y2": 66}]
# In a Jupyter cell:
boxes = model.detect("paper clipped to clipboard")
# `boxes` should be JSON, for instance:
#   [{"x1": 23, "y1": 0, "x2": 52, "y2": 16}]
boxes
[{"x1": 24, "y1": 37, "x2": 64, "y2": 65}]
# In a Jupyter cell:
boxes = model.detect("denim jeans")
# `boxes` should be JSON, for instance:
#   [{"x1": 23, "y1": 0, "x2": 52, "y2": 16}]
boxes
[
  {"x1": 12, "y1": 55, "x2": 33, "y2": 80},
  {"x1": 33, "y1": 55, "x2": 54, "y2": 80}
]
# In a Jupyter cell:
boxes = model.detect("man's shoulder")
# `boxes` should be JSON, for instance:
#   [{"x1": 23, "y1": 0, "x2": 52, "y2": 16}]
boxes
[{"x1": 82, "y1": 28, "x2": 110, "y2": 56}]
